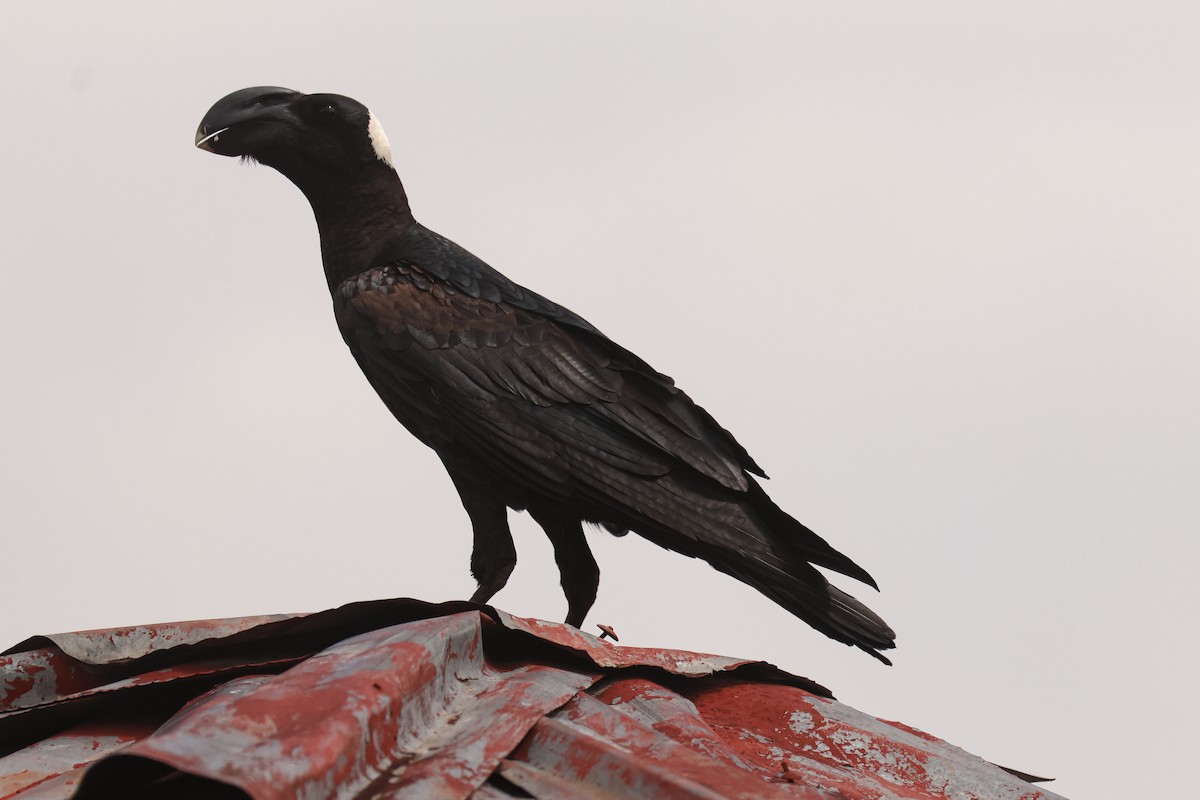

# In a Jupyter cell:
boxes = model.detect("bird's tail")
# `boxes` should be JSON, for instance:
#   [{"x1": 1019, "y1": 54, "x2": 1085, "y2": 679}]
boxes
[
  {"x1": 712, "y1": 552, "x2": 896, "y2": 664},
  {"x1": 744, "y1": 479, "x2": 881, "y2": 589},
  {"x1": 720, "y1": 480, "x2": 897, "y2": 663},
  {"x1": 824, "y1": 585, "x2": 896, "y2": 665},
  {"x1": 621, "y1": 472, "x2": 896, "y2": 661}
]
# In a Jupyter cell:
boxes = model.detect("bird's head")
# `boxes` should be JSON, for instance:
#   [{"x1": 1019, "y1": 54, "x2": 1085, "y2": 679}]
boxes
[{"x1": 195, "y1": 86, "x2": 397, "y2": 193}]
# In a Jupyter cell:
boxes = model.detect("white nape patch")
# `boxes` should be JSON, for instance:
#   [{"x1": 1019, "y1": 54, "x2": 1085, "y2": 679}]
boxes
[{"x1": 367, "y1": 112, "x2": 395, "y2": 168}]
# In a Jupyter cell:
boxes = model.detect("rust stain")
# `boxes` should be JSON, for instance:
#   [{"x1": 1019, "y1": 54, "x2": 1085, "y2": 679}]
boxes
[{"x1": 0, "y1": 599, "x2": 1064, "y2": 800}]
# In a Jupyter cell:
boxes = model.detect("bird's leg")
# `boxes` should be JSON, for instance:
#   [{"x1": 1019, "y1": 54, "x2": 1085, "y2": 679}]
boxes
[
  {"x1": 528, "y1": 509, "x2": 599, "y2": 628},
  {"x1": 448, "y1": 474, "x2": 516, "y2": 604},
  {"x1": 467, "y1": 507, "x2": 516, "y2": 603}
]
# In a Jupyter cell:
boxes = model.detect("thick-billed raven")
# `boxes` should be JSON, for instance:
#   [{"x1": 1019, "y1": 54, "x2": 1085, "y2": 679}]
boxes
[{"x1": 196, "y1": 87, "x2": 896, "y2": 662}]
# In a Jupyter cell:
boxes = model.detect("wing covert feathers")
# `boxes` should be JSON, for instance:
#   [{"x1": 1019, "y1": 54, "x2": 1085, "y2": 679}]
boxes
[{"x1": 334, "y1": 259, "x2": 895, "y2": 660}]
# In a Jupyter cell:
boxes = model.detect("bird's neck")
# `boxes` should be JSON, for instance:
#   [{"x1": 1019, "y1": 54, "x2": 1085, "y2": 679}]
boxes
[{"x1": 304, "y1": 166, "x2": 416, "y2": 292}]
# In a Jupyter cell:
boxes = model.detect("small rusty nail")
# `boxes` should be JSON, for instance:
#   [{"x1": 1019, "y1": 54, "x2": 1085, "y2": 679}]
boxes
[{"x1": 597, "y1": 624, "x2": 619, "y2": 642}]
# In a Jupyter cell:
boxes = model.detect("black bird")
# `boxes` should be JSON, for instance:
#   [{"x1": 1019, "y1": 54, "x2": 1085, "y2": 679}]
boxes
[{"x1": 196, "y1": 87, "x2": 896, "y2": 663}]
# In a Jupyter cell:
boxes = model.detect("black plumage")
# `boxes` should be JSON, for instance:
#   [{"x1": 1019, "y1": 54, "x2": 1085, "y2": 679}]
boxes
[{"x1": 196, "y1": 87, "x2": 896, "y2": 662}]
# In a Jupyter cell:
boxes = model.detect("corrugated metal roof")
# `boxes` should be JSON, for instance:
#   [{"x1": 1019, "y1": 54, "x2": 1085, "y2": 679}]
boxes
[{"x1": 0, "y1": 599, "x2": 1065, "y2": 799}]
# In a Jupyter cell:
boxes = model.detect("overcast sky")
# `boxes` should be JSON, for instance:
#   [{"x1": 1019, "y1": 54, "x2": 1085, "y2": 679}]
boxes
[{"x1": 3, "y1": 3, "x2": 1198, "y2": 798}]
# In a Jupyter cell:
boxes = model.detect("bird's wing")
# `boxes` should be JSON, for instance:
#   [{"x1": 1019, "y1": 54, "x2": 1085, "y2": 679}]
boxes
[
  {"x1": 377, "y1": 224, "x2": 617, "y2": 338},
  {"x1": 335, "y1": 261, "x2": 894, "y2": 661},
  {"x1": 333, "y1": 262, "x2": 763, "y2": 500},
  {"x1": 379, "y1": 226, "x2": 769, "y2": 473}
]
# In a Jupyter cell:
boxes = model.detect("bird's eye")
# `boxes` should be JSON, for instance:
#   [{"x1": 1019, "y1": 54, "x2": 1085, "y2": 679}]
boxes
[{"x1": 316, "y1": 104, "x2": 337, "y2": 123}]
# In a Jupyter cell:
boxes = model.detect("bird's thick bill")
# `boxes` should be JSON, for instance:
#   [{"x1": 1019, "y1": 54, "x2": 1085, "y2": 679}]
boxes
[{"x1": 195, "y1": 86, "x2": 303, "y2": 157}]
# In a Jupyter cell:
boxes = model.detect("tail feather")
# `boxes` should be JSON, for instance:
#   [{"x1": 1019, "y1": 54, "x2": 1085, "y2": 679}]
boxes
[
  {"x1": 606, "y1": 471, "x2": 896, "y2": 661},
  {"x1": 706, "y1": 483, "x2": 897, "y2": 662},
  {"x1": 745, "y1": 480, "x2": 880, "y2": 590},
  {"x1": 718, "y1": 556, "x2": 896, "y2": 664},
  {"x1": 827, "y1": 585, "x2": 896, "y2": 664}
]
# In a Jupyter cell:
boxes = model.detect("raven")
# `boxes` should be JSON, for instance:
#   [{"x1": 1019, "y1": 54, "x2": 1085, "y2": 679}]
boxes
[{"x1": 196, "y1": 87, "x2": 896, "y2": 662}]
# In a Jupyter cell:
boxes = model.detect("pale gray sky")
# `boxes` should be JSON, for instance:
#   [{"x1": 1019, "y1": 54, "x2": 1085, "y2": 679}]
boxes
[{"x1": 4, "y1": 3, "x2": 1197, "y2": 798}]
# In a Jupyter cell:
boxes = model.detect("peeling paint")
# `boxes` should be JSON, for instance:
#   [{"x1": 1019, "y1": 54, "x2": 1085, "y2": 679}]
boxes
[{"x1": 0, "y1": 599, "x2": 1066, "y2": 800}]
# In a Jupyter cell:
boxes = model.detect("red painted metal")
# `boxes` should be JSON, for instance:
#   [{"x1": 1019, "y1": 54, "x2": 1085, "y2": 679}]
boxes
[
  {"x1": 495, "y1": 610, "x2": 759, "y2": 674},
  {"x1": 91, "y1": 614, "x2": 596, "y2": 800},
  {"x1": 0, "y1": 648, "x2": 96, "y2": 714},
  {"x1": 0, "y1": 720, "x2": 156, "y2": 799},
  {"x1": 0, "y1": 599, "x2": 1066, "y2": 800},
  {"x1": 3, "y1": 615, "x2": 299, "y2": 666}
]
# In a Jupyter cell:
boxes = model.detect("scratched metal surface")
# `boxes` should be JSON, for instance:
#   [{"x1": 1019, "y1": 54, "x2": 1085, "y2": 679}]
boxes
[{"x1": 0, "y1": 599, "x2": 1067, "y2": 800}]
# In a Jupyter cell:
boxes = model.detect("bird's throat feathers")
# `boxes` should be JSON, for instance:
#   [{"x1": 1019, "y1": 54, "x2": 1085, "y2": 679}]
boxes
[
  {"x1": 317, "y1": 198, "x2": 415, "y2": 291},
  {"x1": 309, "y1": 113, "x2": 411, "y2": 289}
]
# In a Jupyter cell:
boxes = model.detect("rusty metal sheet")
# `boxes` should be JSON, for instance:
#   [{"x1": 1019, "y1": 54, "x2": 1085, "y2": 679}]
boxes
[
  {"x1": 3, "y1": 615, "x2": 300, "y2": 664},
  {"x1": 0, "y1": 648, "x2": 97, "y2": 714},
  {"x1": 502, "y1": 688, "x2": 821, "y2": 800},
  {"x1": 678, "y1": 681, "x2": 1067, "y2": 800},
  {"x1": 2, "y1": 600, "x2": 494, "y2": 724},
  {"x1": 492, "y1": 610, "x2": 832, "y2": 697},
  {"x1": 497, "y1": 676, "x2": 1065, "y2": 800},
  {"x1": 75, "y1": 612, "x2": 596, "y2": 800},
  {"x1": 0, "y1": 720, "x2": 153, "y2": 800},
  {"x1": 581, "y1": 676, "x2": 823, "y2": 797},
  {"x1": 0, "y1": 600, "x2": 1063, "y2": 800},
  {"x1": 2, "y1": 598, "x2": 822, "y2": 707},
  {"x1": 2, "y1": 655, "x2": 303, "y2": 719},
  {"x1": 495, "y1": 612, "x2": 753, "y2": 673}
]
